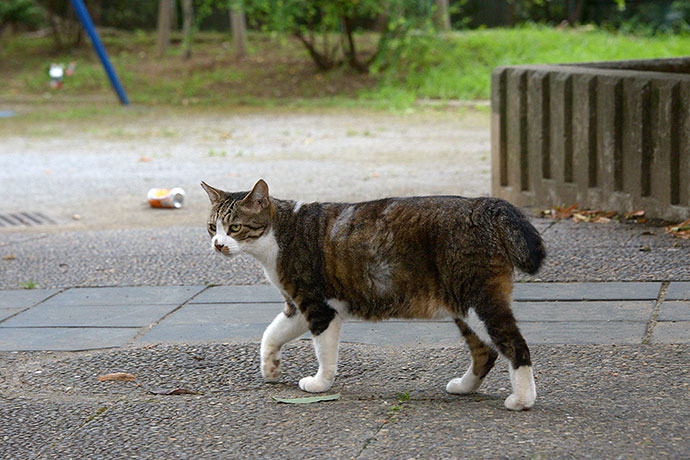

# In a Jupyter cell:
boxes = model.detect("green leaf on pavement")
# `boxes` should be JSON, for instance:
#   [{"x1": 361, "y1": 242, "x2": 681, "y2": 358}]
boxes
[{"x1": 272, "y1": 393, "x2": 341, "y2": 404}]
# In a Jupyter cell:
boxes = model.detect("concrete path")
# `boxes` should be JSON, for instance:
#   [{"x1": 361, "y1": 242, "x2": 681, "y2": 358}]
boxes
[
  {"x1": 0, "y1": 282, "x2": 688, "y2": 460},
  {"x1": 1, "y1": 282, "x2": 688, "y2": 351}
]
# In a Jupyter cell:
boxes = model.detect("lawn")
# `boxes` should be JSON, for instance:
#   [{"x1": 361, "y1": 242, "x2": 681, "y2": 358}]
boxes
[{"x1": 1, "y1": 25, "x2": 689, "y2": 109}]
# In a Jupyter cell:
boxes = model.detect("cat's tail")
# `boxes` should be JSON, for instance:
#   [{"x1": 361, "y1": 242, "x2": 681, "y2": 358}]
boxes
[{"x1": 494, "y1": 201, "x2": 546, "y2": 275}]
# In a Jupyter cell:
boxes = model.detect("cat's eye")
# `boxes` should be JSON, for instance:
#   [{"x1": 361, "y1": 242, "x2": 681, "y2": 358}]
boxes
[
  {"x1": 207, "y1": 223, "x2": 216, "y2": 234},
  {"x1": 230, "y1": 223, "x2": 242, "y2": 233}
]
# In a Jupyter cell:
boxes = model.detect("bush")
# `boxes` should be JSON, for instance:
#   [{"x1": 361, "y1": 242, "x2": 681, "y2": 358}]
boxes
[{"x1": 0, "y1": 0, "x2": 44, "y2": 34}]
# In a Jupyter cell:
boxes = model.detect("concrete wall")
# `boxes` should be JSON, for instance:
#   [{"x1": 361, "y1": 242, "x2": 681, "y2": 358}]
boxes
[{"x1": 491, "y1": 57, "x2": 690, "y2": 221}]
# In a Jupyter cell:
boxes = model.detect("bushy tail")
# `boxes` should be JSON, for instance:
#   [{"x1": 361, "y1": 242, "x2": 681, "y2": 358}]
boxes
[{"x1": 495, "y1": 202, "x2": 546, "y2": 274}]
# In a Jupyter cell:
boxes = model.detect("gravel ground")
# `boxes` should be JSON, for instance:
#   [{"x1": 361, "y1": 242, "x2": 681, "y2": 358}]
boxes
[
  {"x1": 1, "y1": 341, "x2": 688, "y2": 459},
  {"x1": 2, "y1": 105, "x2": 688, "y2": 460},
  {"x1": 1, "y1": 105, "x2": 688, "y2": 288},
  {"x1": 1, "y1": 217, "x2": 688, "y2": 289},
  {"x1": 0, "y1": 105, "x2": 490, "y2": 232}
]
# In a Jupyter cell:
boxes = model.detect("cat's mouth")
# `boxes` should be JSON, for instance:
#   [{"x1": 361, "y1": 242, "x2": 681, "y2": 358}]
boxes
[
  {"x1": 216, "y1": 247, "x2": 234, "y2": 257},
  {"x1": 213, "y1": 242, "x2": 235, "y2": 258}
]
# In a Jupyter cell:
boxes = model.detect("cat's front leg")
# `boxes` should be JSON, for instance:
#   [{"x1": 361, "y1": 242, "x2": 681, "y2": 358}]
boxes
[
  {"x1": 260, "y1": 309, "x2": 309, "y2": 382},
  {"x1": 299, "y1": 310, "x2": 342, "y2": 393}
]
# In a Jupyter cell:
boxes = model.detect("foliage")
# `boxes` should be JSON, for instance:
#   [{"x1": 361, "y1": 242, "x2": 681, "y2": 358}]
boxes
[
  {"x1": 96, "y1": 0, "x2": 160, "y2": 30},
  {"x1": 244, "y1": 0, "x2": 436, "y2": 72},
  {"x1": 373, "y1": 23, "x2": 690, "y2": 101},
  {"x1": 0, "y1": 0, "x2": 44, "y2": 34},
  {"x1": 614, "y1": 0, "x2": 690, "y2": 35},
  {"x1": 3, "y1": 26, "x2": 690, "y2": 109}
]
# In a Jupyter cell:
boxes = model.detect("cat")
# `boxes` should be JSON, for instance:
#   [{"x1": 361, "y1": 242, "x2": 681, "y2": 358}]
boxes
[{"x1": 201, "y1": 179, "x2": 546, "y2": 411}]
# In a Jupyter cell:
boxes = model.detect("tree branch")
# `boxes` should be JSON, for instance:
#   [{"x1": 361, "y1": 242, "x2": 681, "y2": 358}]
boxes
[{"x1": 294, "y1": 31, "x2": 335, "y2": 71}]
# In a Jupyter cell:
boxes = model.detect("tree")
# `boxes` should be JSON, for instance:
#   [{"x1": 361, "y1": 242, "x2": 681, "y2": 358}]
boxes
[
  {"x1": 38, "y1": 0, "x2": 83, "y2": 49},
  {"x1": 0, "y1": 0, "x2": 43, "y2": 37},
  {"x1": 433, "y1": 0, "x2": 450, "y2": 31},
  {"x1": 181, "y1": 0, "x2": 194, "y2": 58},
  {"x1": 156, "y1": 0, "x2": 173, "y2": 56},
  {"x1": 246, "y1": 0, "x2": 429, "y2": 73},
  {"x1": 229, "y1": 0, "x2": 247, "y2": 57}
]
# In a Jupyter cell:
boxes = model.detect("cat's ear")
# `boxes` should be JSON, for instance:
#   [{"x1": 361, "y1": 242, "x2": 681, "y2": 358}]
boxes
[
  {"x1": 242, "y1": 179, "x2": 270, "y2": 213},
  {"x1": 200, "y1": 181, "x2": 224, "y2": 204}
]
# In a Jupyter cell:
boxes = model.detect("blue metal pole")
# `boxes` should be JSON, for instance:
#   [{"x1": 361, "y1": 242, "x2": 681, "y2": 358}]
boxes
[{"x1": 69, "y1": 0, "x2": 130, "y2": 105}]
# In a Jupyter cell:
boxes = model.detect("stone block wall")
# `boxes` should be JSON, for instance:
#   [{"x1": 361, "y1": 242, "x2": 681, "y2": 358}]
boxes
[{"x1": 491, "y1": 57, "x2": 690, "y2": 221}]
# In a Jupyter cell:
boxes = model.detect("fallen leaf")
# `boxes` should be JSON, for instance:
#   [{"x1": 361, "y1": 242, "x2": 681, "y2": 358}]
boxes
[
  {"x1": 571, "y1": 213, "x2": 590, "y2": 223},
  {"x1": 592, "y1": 216, "x2": 611, "y2": 224},
  {"x1": 2, "y1": 254, "x2": 16, "y2": 260},
  {"x1": 138, "y1": 156, "x2": 152, "y2": 163},
  {"x1": 149, "y1": 388, "x2": 202, "y2": 396},
  {"x1": 555, "y1": 203, "x2": 579, "y2": 219},
  {"x1": 272, "y1": 393, "x2": 341, "y2": 404},
  {"x1": 641, "y1": 231, "x2": 656, "y2": 236},
  {"x1": 97, "y1": 372, "x2": 136, "y2": 382},
  {"x1": 625, "y1": 210, "x2": 645, "y2": 219},
  {"x1": 665, "y1": 219, "x2": 690, "y2": 239},
  {"x1": 303, "y1": 137, "x2": 314, "y2": 145}
]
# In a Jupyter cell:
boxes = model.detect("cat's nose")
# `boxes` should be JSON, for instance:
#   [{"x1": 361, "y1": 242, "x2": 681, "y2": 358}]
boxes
[{"x1": 214, "y1": 241, "x2": 225, "y2": 252}]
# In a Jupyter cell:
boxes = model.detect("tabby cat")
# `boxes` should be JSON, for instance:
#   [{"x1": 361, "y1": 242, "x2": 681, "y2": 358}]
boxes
[{"x1": 202, "y1": 179, "x2": 546, "y2": 411}]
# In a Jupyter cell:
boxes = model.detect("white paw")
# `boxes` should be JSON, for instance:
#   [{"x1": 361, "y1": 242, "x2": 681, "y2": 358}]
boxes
[
  {"x1": 505, "y1": 365, "x2": 536, "y2": 411},
  {"x1": 298, "y1": 375, "x2": 333, "y2": 393},
  {"x1": 446, "y1": 376, "x2": 482, "y2": 394},
  {"x1": 446, "y1": 366, "x2": 484, "y2": 394},
  {"x1": 261, "y1": 357, "x2": 281, "y2": 382},
  {"x1": 504, "y1": 392, "x2": 536, "y2": 411},
  {"x1": 260, "y1": 348, "x2": 281, "y2": 382}
]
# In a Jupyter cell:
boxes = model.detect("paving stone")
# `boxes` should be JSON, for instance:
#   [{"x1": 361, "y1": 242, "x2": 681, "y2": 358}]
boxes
[
  {"x1": 39, "y1": 286, "x2": 206, "y2": 306},
  {"x1": 0, "y1": 308, "x2": 24, "y2": 322},
  {"x1": 519, "y1": 321, "x2": 645, "y2": 344},
  {"x1": 0, "y1": 327, "x2": 139, "y2": 351},
  {"x1": 513, "y1": 282, "x2": 662, "y2": 301},
  {"x1": 0, "y1": 288, "x2": 59, "y2": 309},
  {"x1": 658, "y1": 301, "x2": 690, "y2": 321},
  {"x1": 513, "y1": 301, "x2": 653, "y2": 322},
  {"x1": 665, "y1": 282, "x2": 690, "y2": 300},
  {"x1": 341, "y1": 321, "x2": 460, "y2": 346},
  {"x1": 0, "y1": 303, "x2": 179, "y2": 327},
  {"x1": 190, "y1": 285, "x2": 283, "y2": 303},
  {"x1": 159, "y1": 302, "x2": 283, "y2": 326},
  {"x1": 138, "y1": 323, "x2": 268, "y2": 344},
  {"x1": 652, "y1": 322, "x2": 690, "y2": 343}
]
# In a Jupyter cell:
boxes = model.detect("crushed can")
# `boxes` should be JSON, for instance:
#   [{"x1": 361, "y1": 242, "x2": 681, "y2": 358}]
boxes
[{"x1": 147, "y1": 187, "x2": 185, "y2": 208}]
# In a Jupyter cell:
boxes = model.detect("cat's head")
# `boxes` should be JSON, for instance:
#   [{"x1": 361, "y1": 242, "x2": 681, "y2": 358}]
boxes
[{"x1": 200, "y1": 179, "x2": 273, "y2": 258}]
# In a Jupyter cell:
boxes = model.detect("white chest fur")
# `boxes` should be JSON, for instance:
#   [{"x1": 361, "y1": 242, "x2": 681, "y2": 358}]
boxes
[{"x1": 240, "y1": 229, "x2": 284, "y2": 292}]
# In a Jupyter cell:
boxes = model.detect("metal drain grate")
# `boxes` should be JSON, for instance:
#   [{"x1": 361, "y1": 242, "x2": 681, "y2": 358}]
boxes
[{"x1": 0, "y1": 212, "x2": 58, "y2": 227}]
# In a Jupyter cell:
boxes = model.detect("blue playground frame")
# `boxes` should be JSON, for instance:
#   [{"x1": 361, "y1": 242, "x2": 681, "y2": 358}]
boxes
[{"x1": 70, "y1": 0, "x2": 130, "y2": 105}]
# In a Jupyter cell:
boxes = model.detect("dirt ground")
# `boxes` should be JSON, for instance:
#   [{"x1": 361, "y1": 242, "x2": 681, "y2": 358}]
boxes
[{"x1": 0, "y1": 104, "x2": 491, "y2": 232}]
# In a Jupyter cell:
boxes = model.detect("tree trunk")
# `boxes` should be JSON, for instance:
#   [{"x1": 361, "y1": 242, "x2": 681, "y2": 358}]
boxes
[
  {"x1": 567, "y1": 0, "x2": 586, "y2": 25},
  {"x1": 295, "y1": 32, "x2": 335, "y2": 71},
  {"x1": 229, "y1": 0, "x2": 247, "y2": 57},
  {"x1": 341, "y1": 16, "x2": 368, "y2": 73},
  {"x1": 434, "y1": 0, "x2": 451, "y2": 31},
  {"x1": 157, "y1": 0, "x2": 173, "y2": 56},
  {"x1": 181, "y1": 0, "x2": 193, "y2": 59}
]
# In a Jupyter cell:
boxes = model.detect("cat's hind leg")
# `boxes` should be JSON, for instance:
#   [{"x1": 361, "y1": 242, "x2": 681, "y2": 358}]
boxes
[
  {"x1": 298, "y1": 303, "x2": 342, "y2": 393},
  {"x1": 260, "y1": 305, "x2": 309, "y2": 382},
  {"x1": 472, "y1": 284, "x2": 536, "y2": 411},
  {"x1": 446, "y1": 318, "x2": 498, "y2": 395}
]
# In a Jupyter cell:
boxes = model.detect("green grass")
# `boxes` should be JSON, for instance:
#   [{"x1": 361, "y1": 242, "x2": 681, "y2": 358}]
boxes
[
  {"x1": 375, "y1": 24, "x2": 690, "y2": 101},
  {"x1": 2, "y1": 25, "x2": 689, "y2": 110}
]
